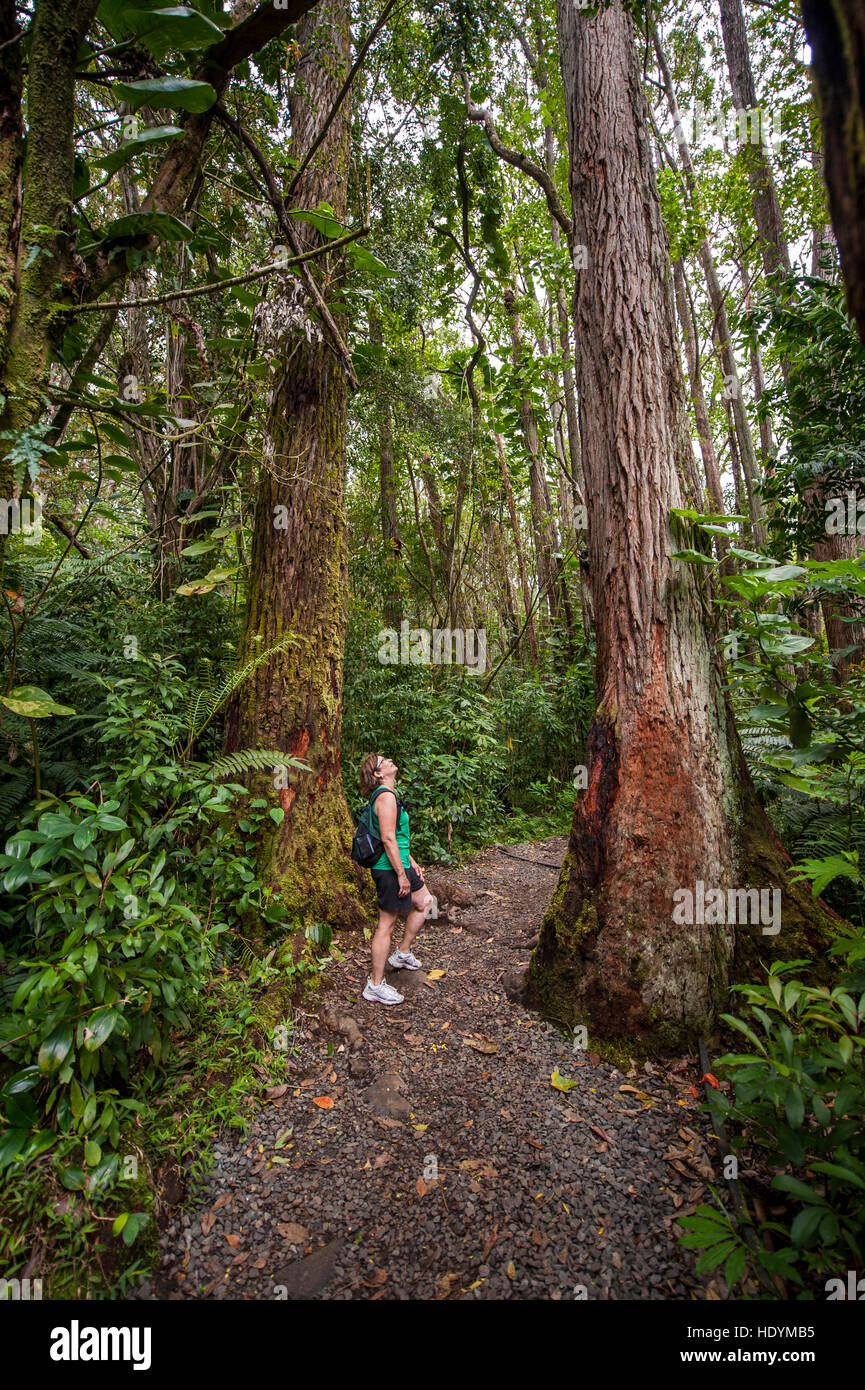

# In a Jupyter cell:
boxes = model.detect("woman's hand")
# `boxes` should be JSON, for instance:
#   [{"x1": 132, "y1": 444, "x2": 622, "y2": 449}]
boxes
[
  {"x1": 409, "y1": 855, "x2": 423, "y2": 878},
  {"x1": 398, "y1": 871, "x2": 411, "y2": 897}
]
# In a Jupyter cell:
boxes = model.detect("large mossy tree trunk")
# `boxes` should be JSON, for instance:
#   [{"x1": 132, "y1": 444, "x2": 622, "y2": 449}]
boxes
[
  {"x1": 0, "y1": 0, "x2": 99, "y2": 572},
  {"x1": 527, "y1": 0, "x2": 838, "y2": 1049},
  {"x1": 224, "y1": 0, "x2": 371, "y2": 932}
]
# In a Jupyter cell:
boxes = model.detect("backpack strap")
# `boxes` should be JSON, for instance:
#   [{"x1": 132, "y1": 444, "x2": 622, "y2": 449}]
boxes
[{"x1": 370, "y1": 785, "x2": 402, "y2": 815}]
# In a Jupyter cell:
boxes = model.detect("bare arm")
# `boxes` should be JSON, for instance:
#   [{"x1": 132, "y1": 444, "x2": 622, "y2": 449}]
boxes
[{"x1": 376, "y1": 792, "x2": 410, "y2": 891}]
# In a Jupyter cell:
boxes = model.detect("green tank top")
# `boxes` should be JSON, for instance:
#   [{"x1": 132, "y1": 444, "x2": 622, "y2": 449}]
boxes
[{"x1": 369, "y1": 788, "x2": 410, "y2": 872}]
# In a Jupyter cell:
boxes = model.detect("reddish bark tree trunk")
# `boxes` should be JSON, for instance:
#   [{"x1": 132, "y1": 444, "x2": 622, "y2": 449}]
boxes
[{"x1": 528, "y1": 0, "x2": 836, "y2": 1047}]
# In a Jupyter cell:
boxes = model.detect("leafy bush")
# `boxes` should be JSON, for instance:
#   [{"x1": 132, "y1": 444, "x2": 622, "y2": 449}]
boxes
[{"x1": 679, "y1": 931, "x2": 865, "y2": 1296}]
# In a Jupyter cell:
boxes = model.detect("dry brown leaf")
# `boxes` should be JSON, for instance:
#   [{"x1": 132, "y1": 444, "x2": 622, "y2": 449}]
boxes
[
  {"x1": 416, "y1": 1176, "x2": 429, "y2": 1197},
  {"x1": 434, "y1": 1271, "x2": 460, "y2": 1300},
  {"x1": 277, "y1": 1222, "x2": 308, "y2": 1242},
  {"x1": 213, "y1": 1193, "x2": 232, "y2": 1212},
  {"x1": 265, "y1": 1083, "x2": 288, "y2": 1100},
  {"x1": 225, "y1": 1234, "x2": 241, "y2": 1249},
  {"x1": 506, "y1": 1260, "x2": 516, "y2": 1280},
  {"x1": 312, "y1": 1095, "x2": 334, "y2": 1109},
  {"x1": 463, "y1": 1036, "x2": 498, "y2": 1055},
  {"x1": 200, "y1": 1211, "x2": 216, "y2": 1237}
]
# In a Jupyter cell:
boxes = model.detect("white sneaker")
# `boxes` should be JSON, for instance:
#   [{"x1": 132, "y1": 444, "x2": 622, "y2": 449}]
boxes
[
  {"x1": 362, "y1": 977, "x2": 404, "y2": 1005},
  {"x1": 389, "y1": 950, "x2": 423, "y2": 970}
]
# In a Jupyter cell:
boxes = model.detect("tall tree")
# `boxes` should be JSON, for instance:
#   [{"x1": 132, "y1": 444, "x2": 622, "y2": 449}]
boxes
[
  {"x1": 528, "y1": 0, "x2": 835, "y2": 1046},
  {"x1": 800, "y1": 0, "x2": 865, "y2": 344},
  {"x1": 224, "y1": 0, "x2": 370, "y2": 930}
]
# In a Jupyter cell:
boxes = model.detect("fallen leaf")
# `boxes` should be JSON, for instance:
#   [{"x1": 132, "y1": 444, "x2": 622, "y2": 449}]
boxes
[
  {"x1": 506, "y1": 1260, "x2": 516, "y2": 1280},
  {"x1": 427, "y1": 969, "x2": 446, "y2": 979},
  {"x1": 551, "y1": 1068, "x2": 579, "y2": 1093},
  {"x1": 362, "y1": 1269, "x2": 388, "y2": 1287},
  {"x1": 701, "y1": 1072, "x2": 721, "y2": 1089},
  {"x1": 459, "y1": 1158, "x2": 498, "y2": 1177},
  {"x1": 212, "y1": 1193, "x2": 232, "y2": 1211},
  {"x1": 277, "y1": 1222, "x2": 308, "y2": 1242},
  {"x1": 201, "y1": 1211, "x2": 216, "y2": 1236},
  {"x1": 416, "y1": 1176, "x2": 429, "y2": 1197},
  {"x1": 434, "y1": 1271, "x2": 460, "y2": 1300},
  {"x1": 225, "y1": 1234, "x2": 241, "y2": 1249},
  {"x1": 589, "y1": 1124, "x2": 612, "y2": 1143},
  {"x1": 265, "y1": 1083, "x2": 288, "y2": 1100},
  {"x1": 312, "y1": 1095, "x2": 334, "y2": 1109},
  {"x1": 463, "y1": 1036, "x2": 498, "y2": 1054}
]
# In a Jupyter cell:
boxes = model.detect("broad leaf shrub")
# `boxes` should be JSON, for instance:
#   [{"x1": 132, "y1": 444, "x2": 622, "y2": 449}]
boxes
[
  {"x1": 679, "y1": 928, "x2": 865, "y2": 1296},
  {"x1": 0, "y1": 654, "x2": 298, "y2": 1287}
]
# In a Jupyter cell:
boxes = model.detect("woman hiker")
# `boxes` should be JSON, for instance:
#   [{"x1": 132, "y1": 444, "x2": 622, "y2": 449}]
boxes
[{"x1": 359, "y1": 753, "x2": 434, "y2": 1006}]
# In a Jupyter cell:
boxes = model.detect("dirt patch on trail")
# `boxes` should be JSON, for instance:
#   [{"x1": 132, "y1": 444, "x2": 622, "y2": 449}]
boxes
[{"x1": 136, "y1": 837, "x2": 726, "y2": 1301}]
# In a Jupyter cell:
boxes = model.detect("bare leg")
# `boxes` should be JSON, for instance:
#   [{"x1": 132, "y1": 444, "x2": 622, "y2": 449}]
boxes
[
  {"x1": 371, "y1": 910, "x2": 397, "y2": 985},
  {"x1": 399, "y1": 906, "x2": 426, "y2": 955},
  {"x1": 399, "y1": 886, "x2": 433, "y2": 955}
]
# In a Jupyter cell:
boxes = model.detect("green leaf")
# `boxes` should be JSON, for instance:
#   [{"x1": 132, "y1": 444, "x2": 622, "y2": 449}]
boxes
[
  {"x1": 38, "y1": 1023, "x2": 73, "y2": 1073},
  {"x1": 112, "y1": 1211, "x2": 129, "y2": 1236},
  {"x1": 0, "y1": 1128, "x2": 28, "y2": 1168},
  {"x1": 269, "y1": 807, "x2": 285, "y2": 826},
  {"x1": 724, "y1": 1245, "x2": 748, "y2": 1289},
  {"x1": 84, "y1": 1139, "x2": 102, "y2": 1167},
  {"x1": 124, "y1": 7, "x2": 223, "y2": 59},
  {"x1": 790, "y1": 1204, "x2": 823, "y2": 1246},
  {"x1": 121, "y1": 1211, "x2": 149, "y2": 1245},
  {"x1": 695, "y1": 1239, "x2": 737, "y2": 1272},
  {"x1": 101, "y1": 210, "x2": 193, "y2": 244},
  {"x1": 92, "y1": 125, "x2": 184, "y2": 176},
  {"x1": 671, "y1": 548, "x2": 716, "y2": 566},
  {"x1": 113, "y1": 76, "x2": 218, "y2": 113},
  {"x1": 785, "y1": 1083, "x2": 805, "y2": 1128},
  {"x1": 180, "y1": 539, "x2": 218, "y2": 557},
  {"x1": 83, "y1": 1008, "x2": 118, "y2": 1050},
  {"x1": 1, "y1": 685, "x2": 76, "y2": 718}
]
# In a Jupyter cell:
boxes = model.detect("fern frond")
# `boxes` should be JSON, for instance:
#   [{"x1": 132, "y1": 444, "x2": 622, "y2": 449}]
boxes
[
  {"x1": 207, "y1": 748, "x2": 310, "y2": 782},
  {"x1": 186, "y1": 633, "x2": 304, "y2": 747}
]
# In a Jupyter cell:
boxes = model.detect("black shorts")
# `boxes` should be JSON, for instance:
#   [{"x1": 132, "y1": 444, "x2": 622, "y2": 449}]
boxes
[{"x1": 371, "y1": 864, "x2": 425, "y2": 914}]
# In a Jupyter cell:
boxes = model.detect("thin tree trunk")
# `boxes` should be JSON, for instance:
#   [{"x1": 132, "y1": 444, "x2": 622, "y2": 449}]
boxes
[
  {"x1": 505, "y1": 283, "x2": 561, "y2": 623},
  {"x1": 654, "y1": 25, "x2": 766, "y2": 545},
  {"x1": 718, "y1": 0, "x2": 791, "y2": 278},
  {"x1": 673, "y1": 258, "x2": 724, "y2": 533},
  {"x1": 496, "y1": 431, "x2": 538, "y2": 665}
]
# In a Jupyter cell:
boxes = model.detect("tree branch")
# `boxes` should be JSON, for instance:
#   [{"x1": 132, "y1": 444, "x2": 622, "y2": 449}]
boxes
[
  {"x1": 459, "y1": 69, "x2": 573, "y2": 243},
  {"x1": 68, "y1": 226, "x2": 369, "y2": 312},
  {"x1": 214, "y1": 102, "x2": 359, "y2": 391}
]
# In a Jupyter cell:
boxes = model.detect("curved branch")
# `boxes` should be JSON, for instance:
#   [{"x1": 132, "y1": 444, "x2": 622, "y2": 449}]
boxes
[{"x1": 459, "y1": 69, "x2": 573, "y2": 244}]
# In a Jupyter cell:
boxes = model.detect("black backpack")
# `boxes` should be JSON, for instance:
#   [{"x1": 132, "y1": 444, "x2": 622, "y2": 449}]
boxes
[{"x1": 351, "y1": 786, "x2": 402, "y2": 868}]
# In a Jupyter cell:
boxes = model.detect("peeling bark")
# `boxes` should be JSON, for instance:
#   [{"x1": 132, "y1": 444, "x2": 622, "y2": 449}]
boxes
[{"x1": 528, "y1": 0, "x2": 837, "y2": 1048}]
